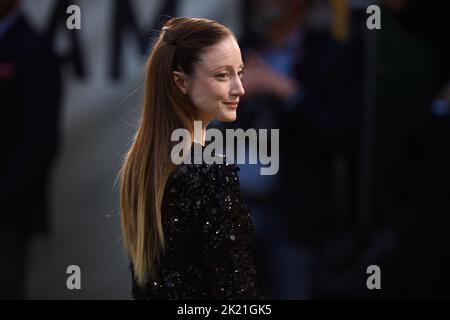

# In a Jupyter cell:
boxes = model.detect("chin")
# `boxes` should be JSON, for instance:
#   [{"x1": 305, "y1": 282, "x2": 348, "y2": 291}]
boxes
[{"x1": 218, "y1": 112, "x2": 237, "y2": 122}]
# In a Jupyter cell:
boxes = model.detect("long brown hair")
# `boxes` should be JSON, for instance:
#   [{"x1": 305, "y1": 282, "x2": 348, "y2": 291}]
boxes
[{"x1": 119, "y1": 17, "x2": 234, "y2": 285}]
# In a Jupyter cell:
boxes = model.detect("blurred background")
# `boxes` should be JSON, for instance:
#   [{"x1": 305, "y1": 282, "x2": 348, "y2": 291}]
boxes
[{"x1": 0, "y1": 0, "x2": 448, "y2": 299}]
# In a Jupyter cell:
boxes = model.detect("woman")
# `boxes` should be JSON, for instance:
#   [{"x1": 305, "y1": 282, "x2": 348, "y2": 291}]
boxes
[{"x1": 119, "y1": 17, "x2": 260, "y2": 299}]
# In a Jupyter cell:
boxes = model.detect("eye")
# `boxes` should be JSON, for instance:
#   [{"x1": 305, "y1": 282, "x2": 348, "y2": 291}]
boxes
[
  {"x1": 238, "y1": 70, "x2": 244, "y2": 78},
  {"x1": 216, "y1": 72, "x2": 229, "y2": 79}
]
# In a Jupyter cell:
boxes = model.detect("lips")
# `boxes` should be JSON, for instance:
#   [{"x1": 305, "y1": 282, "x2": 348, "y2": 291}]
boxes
[{"x1": 223, "y1": 101, "x2": 239, "y2": 108}]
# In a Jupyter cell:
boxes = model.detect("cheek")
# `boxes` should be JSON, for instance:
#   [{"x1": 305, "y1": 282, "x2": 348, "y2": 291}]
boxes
[
  {"x1": 193, "y1": 82, "x2": 228, "y2": 107},
  {"x1": 209, "y1": 82, "x2": 229, "y2": 103}
]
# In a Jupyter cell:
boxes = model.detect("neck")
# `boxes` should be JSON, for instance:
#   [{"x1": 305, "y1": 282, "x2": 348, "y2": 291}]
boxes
[{"x1": 193, "y1": 120, "x2": 209, "y2": 146}]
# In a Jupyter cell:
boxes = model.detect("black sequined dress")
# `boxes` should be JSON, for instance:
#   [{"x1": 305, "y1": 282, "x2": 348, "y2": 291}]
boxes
[{"x1": 130, "y1": 143, "x2": 260, "y2": 299}]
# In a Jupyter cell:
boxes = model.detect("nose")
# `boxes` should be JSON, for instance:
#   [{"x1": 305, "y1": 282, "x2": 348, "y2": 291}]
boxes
[{"x1": 230, "y1": 76, "x2": 245, "y2": 97}]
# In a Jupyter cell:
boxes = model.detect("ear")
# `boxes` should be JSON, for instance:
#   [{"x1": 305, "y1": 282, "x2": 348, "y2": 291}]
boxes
[{"x1": 172, "y1": 70, "x2": 188, "y2": 95}]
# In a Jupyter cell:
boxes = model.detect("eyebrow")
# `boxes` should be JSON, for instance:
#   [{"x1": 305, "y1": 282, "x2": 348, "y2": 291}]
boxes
[{"x1": 211, "y1": 63, "x2": 244, "y2": 72}]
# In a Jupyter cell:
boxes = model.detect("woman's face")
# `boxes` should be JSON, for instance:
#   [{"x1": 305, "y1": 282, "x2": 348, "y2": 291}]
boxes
[{"x1": 174, "y1": 36, "x2": 245, "y2": 123}]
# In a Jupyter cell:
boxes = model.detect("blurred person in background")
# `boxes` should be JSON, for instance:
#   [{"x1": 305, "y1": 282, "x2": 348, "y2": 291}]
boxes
[
  {"x1": 231, "y1": 0, "x2": 362, "y2": 298},
  {"x1": 371, "y1": 0, "x2": 450, "y2": 298},
  {"x1": 0, "y1": 0, "x2": 62, "y2": 299}
]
